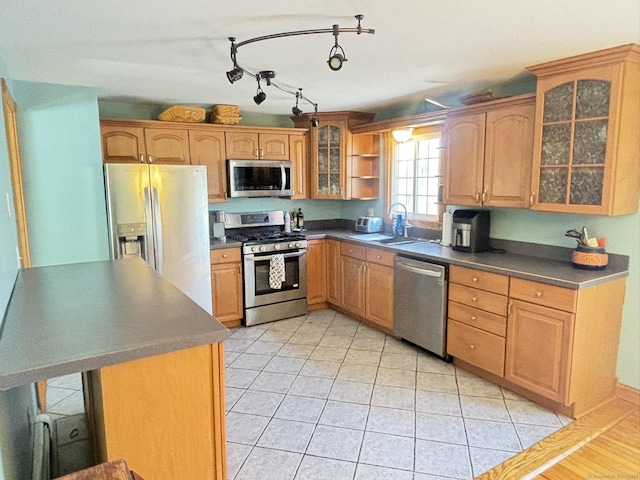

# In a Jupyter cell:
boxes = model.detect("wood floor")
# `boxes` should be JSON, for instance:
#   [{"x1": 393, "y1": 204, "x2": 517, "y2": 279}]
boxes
[{"x1": 477, "y1": 398, "x2": 640, "y2": 479}]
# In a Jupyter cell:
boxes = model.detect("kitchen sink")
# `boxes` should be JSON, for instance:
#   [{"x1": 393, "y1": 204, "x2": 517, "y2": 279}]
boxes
[{"x1": 378, "y1": 237, "x2": 417, "y2": 245}]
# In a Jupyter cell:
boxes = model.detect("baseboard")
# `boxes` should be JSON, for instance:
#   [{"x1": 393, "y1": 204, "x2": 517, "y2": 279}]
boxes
[{"x1": 617, "y1": 382, "x2": 640, "y2": 406}]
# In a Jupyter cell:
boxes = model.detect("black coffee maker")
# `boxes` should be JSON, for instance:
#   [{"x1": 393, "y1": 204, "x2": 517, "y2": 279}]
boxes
[{"x1": 451, "y1": 210, "x2": 490, "y2": 253}]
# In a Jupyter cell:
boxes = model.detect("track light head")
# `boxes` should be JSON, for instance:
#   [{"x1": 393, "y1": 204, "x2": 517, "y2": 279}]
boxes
[
  {"x1": 254, "y1": 89, "x2": 266, "y2": 105},
  {"x1": 226, "y1": 67, "x2": 243, "y2": 84},
  {"x1": 328, "y1": 25, "x2": 347, "y2": 71},
  {"x1": 310, "y1": 116, "x2": 319, "y2": 127},
  {"x1": 292, "y1": 89, "x2": 303, "y2": 117}
]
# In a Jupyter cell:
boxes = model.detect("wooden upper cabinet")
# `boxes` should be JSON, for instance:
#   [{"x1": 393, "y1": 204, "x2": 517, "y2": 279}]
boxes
[
  {"x1": 101, "y1": 125, "x2": 146, "y2": 163},
  {"x1": 443, "y1": 113, "x2": 485, "y2": 206},
  {"x1": 289, "y1": 134, "x2": 308, "y2": 198},
  {"x1": 483, "y1": 102, "x2": 534, "y2": 208},
  {"x1": 189, "y1": 130, "x2": 227, "y2": 202},
  {"x1": 144, "y1": 128, "x2": 190, "y2": 165},
  {"x1": 225, "y1": 131, "x2": 289, "y2": 160},
  {"x1": 100, "y1": 123, "x2": 191, "y2": 165},
  {"x1": 527, "y1": 44, "x2": 640, "y2": 215},
  {"x1": 293, "y1": 111, "x2": 374, "y2": 199},
  {"x1": 443, "y1": 95, "x2": 534, "y2": 208}
]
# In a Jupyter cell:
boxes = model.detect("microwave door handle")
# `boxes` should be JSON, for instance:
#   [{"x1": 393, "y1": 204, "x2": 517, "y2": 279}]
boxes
[
  {"x1": 281, "y1": 163, "x2": 286, "y2": 193},
  {"x1": 151, "y1": 186, "x2": 164, "y2": 273},
  {"x1": 245, "y1": 250, "x2": 307, "y2": 262}
]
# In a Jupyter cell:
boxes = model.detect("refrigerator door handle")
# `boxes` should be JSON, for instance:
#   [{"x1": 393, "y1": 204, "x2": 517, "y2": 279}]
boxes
[
  {"x1": 143, "y1": 186, "x2": 155, "y2": 267},
  {"x1": 151, "y1": 186, "x2": 164, "y2": 273}
]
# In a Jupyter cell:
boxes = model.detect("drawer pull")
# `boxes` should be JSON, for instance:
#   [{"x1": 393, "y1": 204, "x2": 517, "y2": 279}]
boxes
[
  {"x1": 472, "y1": 277, "x2": 478, "y2": 283},
  {"x1": 469, "y1": 344, "x2": 476, "y2": 349},
  {"x1": 376, "y1": 255, "x2": 381, "y2": 259},
  {"x1": 471, "y1": 296, "x2": 478, "y2": 302},
  {"x1": 223, "y1": 254, "x2": 228, "y2": 258},
  {"x1": 535, "y1": 292, "x2": 542, "y2": 297},
  {"x1": 471, "y1": 316, "x2": 477, "y2": 321}
]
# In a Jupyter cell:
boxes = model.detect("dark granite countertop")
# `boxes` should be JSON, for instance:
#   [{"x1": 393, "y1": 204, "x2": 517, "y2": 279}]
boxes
[
  {"x1": 305, "y1": 229, "x2": 629, "y2": 290},
  {"x1": 0, "y1": 258, "x2": 229, "y2": 391}
]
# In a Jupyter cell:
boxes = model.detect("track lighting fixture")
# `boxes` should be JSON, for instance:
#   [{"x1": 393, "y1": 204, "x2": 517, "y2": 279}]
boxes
[
  {"x1": 226, "y1": 67, "x2": 243, "y2": 84},
  {"x1": 327, "y1": 24, "x2": 347, "y2": 71},
  {"x1": 310, "y1": 104, "x2": 320, "y2": 128},
  {"x1": 226, "y1": 15, "x2": 374, "y2": 112},
  {"x1": 292, "y1": 89, "x2": 303, "y2": 117},
  {"x1": 253, "y1": 76, "x2": 266, "y2": 105}
]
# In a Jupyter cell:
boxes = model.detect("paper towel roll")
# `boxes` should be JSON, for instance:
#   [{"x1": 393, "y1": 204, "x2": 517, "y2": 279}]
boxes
[{"x1": 441, "y1": 212, "x2": 453, "y2": 246}]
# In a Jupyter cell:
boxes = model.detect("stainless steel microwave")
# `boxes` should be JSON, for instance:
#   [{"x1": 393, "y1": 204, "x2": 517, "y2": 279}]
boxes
[{"x1": 227, "y1": 159, "x2": 293, "y2": 198}]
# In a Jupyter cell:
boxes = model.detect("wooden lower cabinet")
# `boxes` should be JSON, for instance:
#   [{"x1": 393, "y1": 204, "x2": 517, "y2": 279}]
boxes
[
  {"x1": 326, "y1": 239, "x2": 342, "y2": 306},
  {"x1": 306, "y1": 239, "x2": 327, "y2": 306},
  {"x1": 85, "y1": 343, "x2": 227, "y2": 480},
  {"x1": 448, "y1": 319, "x2": 505, "y2": 377},
  {"x1": 448, "y1": 265, "x2": 627, "y2": 418},
  {"x1": 210, "y1": 248, "x2": 243, "y2": 326},
  {"x1": 505, "y1": 300, "x2": 574, "y2": 403},
  {"x1": 340, "y1": 254, "x2": 366, "y2": 317},
  {"x1": 364, "y1": 262, "x2": 394, "y2": 330},
  {"x1": 334, "y1": 242, "x2": 394, "y2": 331}
]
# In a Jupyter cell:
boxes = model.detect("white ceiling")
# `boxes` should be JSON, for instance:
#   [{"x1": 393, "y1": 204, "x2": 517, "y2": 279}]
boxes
[{"x1": 0, "y1": 0, "x2": 638, "y2": 117}]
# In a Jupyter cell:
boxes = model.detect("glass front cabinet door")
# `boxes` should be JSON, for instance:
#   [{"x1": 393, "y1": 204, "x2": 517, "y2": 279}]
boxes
[{"x1": 527, "y1": 44, "x2": 639, "y2": 215}]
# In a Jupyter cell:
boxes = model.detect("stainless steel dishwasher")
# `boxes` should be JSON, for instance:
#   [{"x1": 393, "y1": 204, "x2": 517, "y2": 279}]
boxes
[{"x1": 393, "y1": 256, "x2": 448, "y2": 358}]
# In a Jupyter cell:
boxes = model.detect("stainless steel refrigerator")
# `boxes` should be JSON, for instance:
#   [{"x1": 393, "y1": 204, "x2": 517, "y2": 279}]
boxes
[{"x1": 104, "y1": 163, "x2": 212, "y2": 314}]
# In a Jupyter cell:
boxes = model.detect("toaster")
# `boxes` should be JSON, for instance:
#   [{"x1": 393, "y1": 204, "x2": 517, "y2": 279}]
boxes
[{"x1": 355, "y1": 216, "x2": 383, "y2": 233}]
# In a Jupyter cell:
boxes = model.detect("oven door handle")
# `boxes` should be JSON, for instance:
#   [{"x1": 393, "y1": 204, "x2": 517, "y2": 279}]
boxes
[{"x1": 245, "y1": 249, "x2": 307, "y2": 262}]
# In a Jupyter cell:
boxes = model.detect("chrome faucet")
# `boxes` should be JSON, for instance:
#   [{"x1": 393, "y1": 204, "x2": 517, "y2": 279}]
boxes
[{"x1": 387, "y1": 202, "x2": 412, "y2": 237}]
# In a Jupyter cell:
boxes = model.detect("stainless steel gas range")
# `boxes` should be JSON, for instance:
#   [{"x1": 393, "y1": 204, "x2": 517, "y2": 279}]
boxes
[{"x1": 224, "y1": 211, "x2": 308, "y2": 326}]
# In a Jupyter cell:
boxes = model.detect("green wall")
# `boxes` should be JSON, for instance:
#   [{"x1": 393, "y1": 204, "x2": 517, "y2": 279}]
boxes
[
  {"x1": 0, "y1": 52, "x2": 36, "y2": 480},
  {"x1": 14, "y1": 82, "x2": 110, "y2": 266}
]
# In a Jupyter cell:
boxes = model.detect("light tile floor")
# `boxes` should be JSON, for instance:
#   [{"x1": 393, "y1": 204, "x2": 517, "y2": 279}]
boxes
[
  {"x1": 46, "y1": 373, "x2": 85, "y2": 419},
  {"x1": 224, "y1": 308, "x2": 573, "y2": 480}
]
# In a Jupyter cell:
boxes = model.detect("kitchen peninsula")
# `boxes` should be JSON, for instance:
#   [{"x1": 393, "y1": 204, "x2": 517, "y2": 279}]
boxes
[{"x1": 0, "y1": 258, "x2": 230, "y2": 480}]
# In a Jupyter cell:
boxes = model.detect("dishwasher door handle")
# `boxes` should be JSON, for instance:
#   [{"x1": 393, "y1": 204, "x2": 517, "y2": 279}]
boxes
[{"x1": 396, "y1": 262, "x2": 442, "y2": 278}]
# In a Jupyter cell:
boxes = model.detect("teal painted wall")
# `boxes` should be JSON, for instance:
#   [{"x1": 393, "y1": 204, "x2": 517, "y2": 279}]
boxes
[
  {"x1": 99, "y1": 100, "x2": 294, "y2": 127},
  {"x1": 14, "y1": 82, "x2": 110, "y2": 266},
  {"x1": 0, "y1": 51, "x2": 36, "y2": 480},
  {"x1": 489, "y1": 207, "x2": 640, "y2": 389}
]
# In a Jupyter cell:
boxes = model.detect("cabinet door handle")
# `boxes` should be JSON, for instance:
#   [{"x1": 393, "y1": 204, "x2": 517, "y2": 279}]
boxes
[
  {"x1": 238, "y1": 264, "x2": 242, "y2": 275},
  {"x1": 148, "y1": 154, "x2": 153, "y2": 163},
  {"x1": 475, "y1": 192, "x2": 481, "y2": 203},
  {"x1": 508, "y1": 300, "x2": 513, "y2": 316},
  {"x1": 139, "y1": 153, "x2": 145, "y2": 163},
  {"x1": 254, "y1": 148, "x2": 259, "y2": 159},
  {"x1": 530, "y1": 193, "x2": 535, "y2": 206},
  {"x1": 482, "y1": 191, "x2": 487, "y2": 203}
]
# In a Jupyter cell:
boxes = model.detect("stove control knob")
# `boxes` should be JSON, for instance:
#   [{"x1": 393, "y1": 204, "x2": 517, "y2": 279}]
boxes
[
  {"x1": 288, "y1": 243, "x2": 295, "y2": 248},
  {"x1": 274, "y1": 244, "x2": 281, "y2": 251},
  {"x1": 251, "y1": 246, "x2": 259, "y2": 253},
  {"x1": 295, "y1": 242, "x2": 301, "y2": 248},
  {"x1": 259, "y1": 245, "x2": 266, "y2": 252}
]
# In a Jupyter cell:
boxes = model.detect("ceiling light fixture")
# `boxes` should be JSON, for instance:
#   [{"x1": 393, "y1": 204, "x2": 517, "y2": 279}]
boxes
[
  {"x1": 253, "y1": 76, "x2": 266, "y2": 105},
  {"x1": 226, "y1": 15, "x2": 374, "y2": 112},
  {"x1": 310, "y1": 104, "x2": 320, "y2": 128},
  {"x1": 292, "y1": 89, "x2": 303, "y2": 117},
  {"x1": 391, "y1": 127, "x2": 414, "y2": 143},
  {"x1": 327, "y1": 24, "x2": 347, "y2": 71}
]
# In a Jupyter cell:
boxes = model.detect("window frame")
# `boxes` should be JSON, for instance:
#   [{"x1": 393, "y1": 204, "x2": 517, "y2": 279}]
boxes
[{"x1": 384, "y1": 125, "x2": 444, "y2": 229}]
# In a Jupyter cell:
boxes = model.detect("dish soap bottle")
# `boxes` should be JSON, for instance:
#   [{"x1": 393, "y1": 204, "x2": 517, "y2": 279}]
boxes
[{"x1": 296, "y1": 208, "x2": 304, "y2": 229}]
